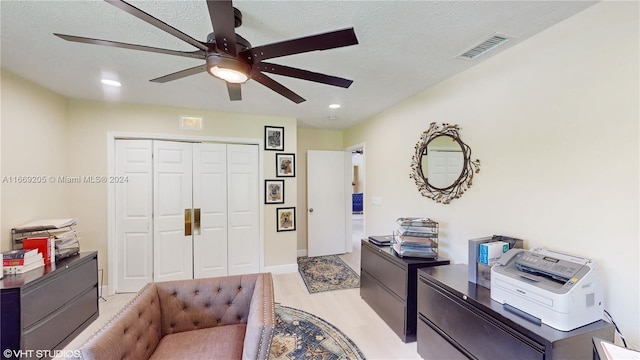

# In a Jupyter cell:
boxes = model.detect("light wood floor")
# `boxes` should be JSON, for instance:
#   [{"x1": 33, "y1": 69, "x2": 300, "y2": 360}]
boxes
[{"x1": 58, "y1": 215, "x2": 421, "y2": 359}]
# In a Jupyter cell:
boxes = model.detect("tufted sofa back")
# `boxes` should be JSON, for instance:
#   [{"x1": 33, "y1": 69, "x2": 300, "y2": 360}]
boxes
[
  {"x1": 155, "y1": 273, "x2": 259, "y2": 335},
  {"x1": 71, "y1": 273, "x2": 274, "y2": 360},
  {"x1": 72, "y1": 282, "x2": 163, "y2": 360}
]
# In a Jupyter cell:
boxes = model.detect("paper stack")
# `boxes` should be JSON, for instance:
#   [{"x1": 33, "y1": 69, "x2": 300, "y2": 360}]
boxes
[
  {"x1": 53, "y1": 229, "x2": 80, "y2": 260},
  {"x1": 14, "y1": 218, "x2": 78, "y2": 232},
  {"x1": 392, "y1": 217, "x2": 439, "y2": 258}
]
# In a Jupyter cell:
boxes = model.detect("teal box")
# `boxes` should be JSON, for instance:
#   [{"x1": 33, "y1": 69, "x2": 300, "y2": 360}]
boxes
[{"x1": 479, "y1": 241, "x2": 509, "y2": 265}]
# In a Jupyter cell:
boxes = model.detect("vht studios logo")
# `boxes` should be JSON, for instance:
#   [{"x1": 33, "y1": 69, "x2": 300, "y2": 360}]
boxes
[{"x1": 3, "y1": 349, "x2": 81, "y2": 358}]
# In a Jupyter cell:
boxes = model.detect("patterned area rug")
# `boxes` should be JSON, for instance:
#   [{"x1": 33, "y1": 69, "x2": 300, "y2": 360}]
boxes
[
  {"x1": 297, "y1": 255, "x2": 360, "y2": 293},
  {"x1": 270, "y1": 304, "x2": 365, "y2": 360}
]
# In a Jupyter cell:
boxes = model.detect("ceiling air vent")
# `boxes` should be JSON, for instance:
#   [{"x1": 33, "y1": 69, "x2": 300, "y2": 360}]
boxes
[{"x1": 458, "y1": 34, "x2": 509, "y2": 60}]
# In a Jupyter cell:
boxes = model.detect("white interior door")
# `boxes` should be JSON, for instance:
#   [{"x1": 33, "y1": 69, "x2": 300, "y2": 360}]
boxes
[
  {"x1": 307, "y1": 150, "x2": 347, "y2": 257},
  {"x1": 115, "y1": 140, "x2": 153, "y2": 292},
  {"x1": 227, "y1": 144, "x2": 259, "y2": 274},
  {"x1": 193, "y1": 143, "x2": 228, "y2": 278},
  {"x1": 153, "y1": 140, "x2": 193, "y2": 282}
]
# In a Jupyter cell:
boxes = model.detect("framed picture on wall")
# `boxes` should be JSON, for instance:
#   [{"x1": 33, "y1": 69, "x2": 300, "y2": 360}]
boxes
[
  {"x1": 276, "y1": 207, "x2": 296, "y2": 232},
  {"x1": 264, "y1": 126, "x2": 285, "y2": 151},
  {"x1": 276, "y1": 153, "x2": 296, "y2": 177},
  {"x1": 264, "y1": 179, "x2": 285, "y2": 204}
]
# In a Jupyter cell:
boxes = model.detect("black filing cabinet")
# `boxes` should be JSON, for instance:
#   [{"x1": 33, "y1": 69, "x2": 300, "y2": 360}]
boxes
[
  {"x1": 1, "y1": 252, "x2": 99, "y2": 359},
  {"x1": 360, "y1": 239, "x2": 449, "y2": 342},
  {"x1": 417, "y1": 264, "x2": 615, "y2": 359}
]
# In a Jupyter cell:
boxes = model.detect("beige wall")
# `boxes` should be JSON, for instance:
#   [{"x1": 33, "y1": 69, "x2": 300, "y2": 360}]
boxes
[
  {"x1": 296, "y1": 128, "x2": 343, "y2": 253},
  {"x1": 1, "y1": 76, "x2": 299, "y2": 284},
  {"x1": 1, "y1": 71, "x2": 72, "y2": 248},
  {"x1": 345, "y1": 2, "x2": 639, "y2": 345}
]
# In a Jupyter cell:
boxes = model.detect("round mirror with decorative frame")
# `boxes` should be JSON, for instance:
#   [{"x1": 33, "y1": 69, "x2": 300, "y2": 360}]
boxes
[{"x1": 410, "y1": 122, "x2": 480, "y2": 204}]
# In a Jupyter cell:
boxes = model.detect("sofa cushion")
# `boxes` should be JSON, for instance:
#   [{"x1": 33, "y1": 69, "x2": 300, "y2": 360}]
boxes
[
  {"x1": 155, "y1": 274, "x2": 258, "y2": 336},
  {"x1": 149, "y1": 323, "x2": 247, "y2": 360}
]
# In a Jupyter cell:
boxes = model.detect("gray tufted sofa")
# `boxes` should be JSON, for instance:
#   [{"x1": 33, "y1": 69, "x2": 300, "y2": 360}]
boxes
[{"x1": 69, "y1": 273, "x2": 274, "y2": 360}]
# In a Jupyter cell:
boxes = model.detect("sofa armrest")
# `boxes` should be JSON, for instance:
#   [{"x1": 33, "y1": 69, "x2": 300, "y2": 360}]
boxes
[
  {"x1": 242, "y1": 273, "x2": 275, "y2": 360},
  {"x1": 69, "y1": 283, "x2": 162, "y2": 360}
]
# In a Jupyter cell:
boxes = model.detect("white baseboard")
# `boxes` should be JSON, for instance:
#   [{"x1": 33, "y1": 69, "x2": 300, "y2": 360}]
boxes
[
  {"x1": 262, "y1": 263, "x2": 298, "y2": 274},
  {"x1": 297, "y1": 249, "x2": 307, "y2": 257}
]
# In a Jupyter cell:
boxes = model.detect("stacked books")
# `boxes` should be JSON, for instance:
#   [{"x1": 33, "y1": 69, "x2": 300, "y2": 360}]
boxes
[
  {"x1": 392, "y1": 217, "x2": 439, "y2": 258},
  {"x1": 3, "y1": 248, "x2": 45, "y2": 275}
]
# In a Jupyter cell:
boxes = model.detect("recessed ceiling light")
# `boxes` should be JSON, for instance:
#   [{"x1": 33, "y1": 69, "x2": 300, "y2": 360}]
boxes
[
  {"x1": 328, "y1": 104, "x2": 341, "y2": 109},
  {"x1": 101, "y1": 79, "x2": 121, "y2": 87}
]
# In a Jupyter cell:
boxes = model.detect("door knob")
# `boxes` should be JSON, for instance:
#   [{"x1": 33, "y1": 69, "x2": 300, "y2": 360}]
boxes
[{"x1": 309, "y1": 208, "x2": 314, "y2": 213}]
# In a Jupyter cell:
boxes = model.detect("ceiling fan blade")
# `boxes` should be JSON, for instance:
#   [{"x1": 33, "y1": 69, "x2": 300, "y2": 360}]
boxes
[
  {"x1": 104, "y1": 0, "x2": 209, "y2": 52},
  {"x1": 206, "y1": 0, "x2": 237, "y2": 57},
  {"x1": 257, "y1": 62, "x2": 353, "y2": 88},
  {"x1": 54, "y1": 34, "x2": 206, "y2": 60},
  {"x1": 149, "y1": 64, "x2": 207, "y2": 83},
  {"x1": 227, "y1": 83, "x2": 242, "y2": 101},
  {"x1": 241, "y1": 28, "x2": 358, "y2": 64},
  {"x1": 252, "y1": 73, "x2": 305, "y2": 104}
]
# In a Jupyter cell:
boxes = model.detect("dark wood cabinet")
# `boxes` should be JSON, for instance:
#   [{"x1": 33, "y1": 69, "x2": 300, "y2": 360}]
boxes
[
  {"x1": 1, "y1": 252, "x2": 99, "y2": 359},
  {"x1": 417, "y1": 264, "x2": 615, "y2": 359},
  {"x1": 360, "y1": 239, "x2": 449, "y2": 342}
]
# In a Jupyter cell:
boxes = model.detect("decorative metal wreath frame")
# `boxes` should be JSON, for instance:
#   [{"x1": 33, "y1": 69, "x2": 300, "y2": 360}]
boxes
[{"x1": 409, "y1": 122, "x2": 481, "y2": 204}]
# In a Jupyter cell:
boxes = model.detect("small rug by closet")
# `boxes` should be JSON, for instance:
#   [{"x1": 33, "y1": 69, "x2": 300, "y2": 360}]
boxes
[
  {"x1": 270, "y1": 304, "x2": 365, "y2": 360},
  {"x1": 297, "y1": 255, "x2": 360, "y2": 294}
]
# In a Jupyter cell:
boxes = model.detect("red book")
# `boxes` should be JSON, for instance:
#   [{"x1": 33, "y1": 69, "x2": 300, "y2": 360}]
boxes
[{"x1": 22, "y1": 237, "x2": 55, "y2": 265}]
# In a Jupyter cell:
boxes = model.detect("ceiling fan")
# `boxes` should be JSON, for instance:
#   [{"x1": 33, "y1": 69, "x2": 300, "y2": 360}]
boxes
[{"x1": 54, "y1": 0, "x2": 359, "y2": 104}]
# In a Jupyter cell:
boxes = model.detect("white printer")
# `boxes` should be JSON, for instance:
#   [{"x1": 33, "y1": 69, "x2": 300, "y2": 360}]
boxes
[{"x1": 491, "y1": 248, "x2": 604, "y2": 331}]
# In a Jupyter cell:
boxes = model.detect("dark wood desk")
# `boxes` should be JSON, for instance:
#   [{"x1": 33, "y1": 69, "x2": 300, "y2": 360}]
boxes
[
  {"x1": 1, "y1": 252, "x2": 99, "y2": 359},
  {"x1": 360, "y1": 239, "x2": 449, "y2": 342},
  {"x1": 417, "y1": 264, "x2": 614, "y2": 359}
]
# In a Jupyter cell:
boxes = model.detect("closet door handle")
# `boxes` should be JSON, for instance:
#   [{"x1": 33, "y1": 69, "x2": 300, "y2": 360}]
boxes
[
  {"x1": 185, "y1": 209, "x2": 192, "y2": 236},
  {"x1": 194, "y1": 208, "x2": 201, "y2": 235}
]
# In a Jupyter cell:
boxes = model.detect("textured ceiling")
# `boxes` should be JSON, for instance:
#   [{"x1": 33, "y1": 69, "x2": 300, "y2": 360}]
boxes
[{"x1": 1, "y1": 1, "x2": 596, "y2": 129}]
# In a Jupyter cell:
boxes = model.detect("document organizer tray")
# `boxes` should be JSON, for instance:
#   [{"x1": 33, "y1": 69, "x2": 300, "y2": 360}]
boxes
[{"x1": 393, "y1": 217, "x2": 439, "y2": 258}]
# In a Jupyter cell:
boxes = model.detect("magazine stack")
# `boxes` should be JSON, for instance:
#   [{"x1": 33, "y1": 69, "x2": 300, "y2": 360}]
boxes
[{"x1": 392, "y1": 217, "x2": 439, "y2": 258}]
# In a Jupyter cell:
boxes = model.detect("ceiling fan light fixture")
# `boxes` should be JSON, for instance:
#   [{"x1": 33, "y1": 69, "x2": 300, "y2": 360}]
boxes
[{"x1": 206, "y1": 55, "x2": 250, "y2": 84}]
